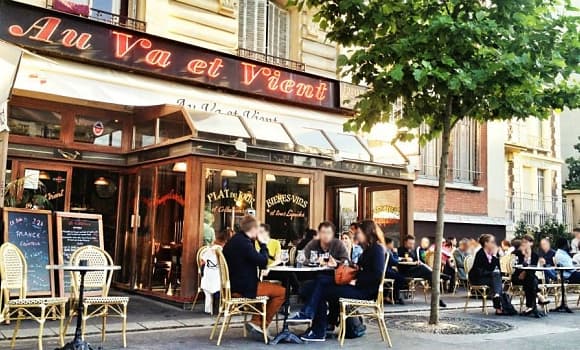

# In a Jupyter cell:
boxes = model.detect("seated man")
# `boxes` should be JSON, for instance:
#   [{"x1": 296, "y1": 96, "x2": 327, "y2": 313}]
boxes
[
  {"x1": 469, "y1": 234, "x2": 504, "y2": 314},
  {"x1": 289, "y1": 221, "x2": 349, "y2": 322},
  {"x1": 511, "y1": 235, "x2": 549, "y2": 315},
  {"x1": 453, "y1": 239, "x2": 469, "y2": 282},
  {"x1": 538, "y1": 238, "x2": 557, "y2": 283},
  {"x1": 223, "y1": 215, "x2": 285, "y2": 337},
  {"x1": 555, "y1": 238, "x2": 580, "y2": 283},
  {"x1": 384, "y1": 237, "x2": 405, "y2": 304},
  {"x1": 397, "y1": 235, "x2": 446, "y2": 307}
]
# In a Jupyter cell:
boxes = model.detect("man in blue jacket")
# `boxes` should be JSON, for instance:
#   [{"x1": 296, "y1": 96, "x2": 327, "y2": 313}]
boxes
[{"x1": 223, "y1": 215, "x2": 285, "y2": 337}]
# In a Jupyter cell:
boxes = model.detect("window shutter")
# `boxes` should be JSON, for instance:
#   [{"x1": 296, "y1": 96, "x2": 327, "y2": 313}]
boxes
[
  {"x1": 239, "y1": 0, "x2": 267, "y2": 53},
  {"x1": 267, "y1": 2, "x2": 290, "y2": 58}
]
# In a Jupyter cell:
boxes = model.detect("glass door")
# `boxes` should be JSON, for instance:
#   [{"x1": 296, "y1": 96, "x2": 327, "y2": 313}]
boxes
[
  {"x1": 335, "y1": 187, "x2": 360, "y2": 234},
  {"x1": 114, "y1": 173, "x2": 139, "y2": 287},
  {"x1": 365, "y1": 186, "x2": 406, "y2": 247}
]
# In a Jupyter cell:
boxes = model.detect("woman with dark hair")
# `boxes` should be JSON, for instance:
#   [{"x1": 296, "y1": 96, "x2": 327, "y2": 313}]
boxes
[
  {"x1": 469, "y1": 234, "x2": 504, "y2": 314},
  {"x1": 300, "y1": 220, "x2": 386, "y2": 342},
  {"x1": 297, "y1": 229, "x2": 318, "y2": 250},
  {"x1": 555, "y1": 237, "x2": 580, "y2": 283}
]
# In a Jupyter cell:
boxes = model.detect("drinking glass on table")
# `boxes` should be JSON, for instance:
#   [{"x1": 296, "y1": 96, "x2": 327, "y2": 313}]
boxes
[
  {"x1": 281, "y1": 249, "x2": 289, "y2": 267},
  {"x1": 310, "y1": 251, "x2": 319, "y2": 265},
  {"x1": 296, "y1": 250, "x2": 306, "y2": 268},
  {"x1": 322, "y1": 252, "x2": 330, "y2": 265}
]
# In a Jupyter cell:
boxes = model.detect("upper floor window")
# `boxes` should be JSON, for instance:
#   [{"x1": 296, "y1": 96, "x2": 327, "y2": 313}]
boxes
[
  {"x1": 51, "y1": 0, "x2": 144, "y2": 31},
  {"x1": 238, "y1": 0, "x2": 290, "y2": 59},
  {"x1": 419, "y1": 119, "x2": 479, "y2": 184}
]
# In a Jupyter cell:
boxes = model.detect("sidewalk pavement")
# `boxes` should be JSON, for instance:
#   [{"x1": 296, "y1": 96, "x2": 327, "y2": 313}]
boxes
[{"x1": 0, "y1": 289, "x2": 572, "y2": 347}]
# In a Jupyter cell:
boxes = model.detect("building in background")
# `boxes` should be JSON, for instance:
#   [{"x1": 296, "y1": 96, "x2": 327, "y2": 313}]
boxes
[
  {"x1": 560, "y1": 108, "x2": 580, "y2": 230},
  {"x1": 504, "y1": 113, "x2": 570, "y2": 236}
]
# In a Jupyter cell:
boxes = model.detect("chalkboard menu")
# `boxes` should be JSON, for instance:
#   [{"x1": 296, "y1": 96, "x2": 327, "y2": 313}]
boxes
[
  {"x1": 2, "y1": 208, "x2": 54, "y2": 296},
  {"x1": 56, "y1": 212, "x2": 103, "y2": 296}
]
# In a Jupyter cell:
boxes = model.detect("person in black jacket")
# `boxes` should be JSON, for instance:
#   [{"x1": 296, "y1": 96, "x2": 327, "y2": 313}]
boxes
[
  {"x1": 301, "y1": 220, "x2": 386, "y2": 342},
  {"x1": 222, "y1": 215, "x2": 285, "y2": 336},
  {"x1": 511, "y1": 235, "x2": 549, "y2": 315},
  {"x1": 469, "y1": 234, "x2": 503, "y2": 314}
]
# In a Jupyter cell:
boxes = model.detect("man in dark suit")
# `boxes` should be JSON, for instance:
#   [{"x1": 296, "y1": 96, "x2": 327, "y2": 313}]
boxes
[
  {"x1": 223, "y1": 215, "x2": 285, "y2": 337},
  {"x1": 397, "y1": 235, "x2": 446, "y2": 307}
]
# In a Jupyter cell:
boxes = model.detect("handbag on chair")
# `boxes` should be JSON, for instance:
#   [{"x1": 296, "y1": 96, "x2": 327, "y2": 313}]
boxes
[{"x1": 335, "y1": 262, "x2": 359, "y2": 285}]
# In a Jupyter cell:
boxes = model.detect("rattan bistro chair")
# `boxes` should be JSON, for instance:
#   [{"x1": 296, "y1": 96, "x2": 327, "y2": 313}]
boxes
[
  {"x1": 463, "y1": 255, "x2": 489, "y2": 314},
  {"x1": 337, "y1": 255, "x2": 392, "y2": 347},
  {"x1": 209, "y1": 248, "x2": 269, "y2": 346},
  {"x1": 0, "y1": 243, "x2": 68, "y2": 350},
  {"x1": 66, "y1": 245, "x2": 129, "y2": 348},
  {"x1": 191, "y1": 245, "x2": 210, "y2": 310}
]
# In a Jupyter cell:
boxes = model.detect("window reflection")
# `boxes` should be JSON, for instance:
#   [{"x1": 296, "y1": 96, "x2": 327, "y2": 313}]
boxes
[
  {"x1": 8, "y1": 106, "x2": 62, "y2": 140},
  {"x1": 204, "y1": 168, "x2": 257, "y2": 245},
  {"x1": 370, "y1": 189, "x2": 401, "y2": 246}
]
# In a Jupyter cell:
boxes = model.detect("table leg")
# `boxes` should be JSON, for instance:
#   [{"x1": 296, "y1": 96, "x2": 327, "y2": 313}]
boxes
[
  {"x1": 57, "y1": 266, "x2": 95, "y2": 349},
  {"x1": 551, "y1": 270, "x2": 573, "y2": 313},
  {"x1": 270, "y1": 273, "x2": 302, "y2": 345}
]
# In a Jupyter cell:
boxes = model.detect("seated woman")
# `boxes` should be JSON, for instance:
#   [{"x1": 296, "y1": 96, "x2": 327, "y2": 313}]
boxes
[
  {"x1": 511, "y1": 235, "x2": 549, "y2": 316},
  {"x1": 555, "y1": 238, "x2": 580, "y2": 283},
  {"x1": 299, "y1": 220, "x2": 386, "y2": 342},
  {"x1": 469, "y1": 234, "x2": 504, "y2": 314}
]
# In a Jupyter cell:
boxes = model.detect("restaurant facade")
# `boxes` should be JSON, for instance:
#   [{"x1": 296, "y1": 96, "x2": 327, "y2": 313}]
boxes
[{"x1": 0, "y1": 0, "x2": 415, "y2": 302}]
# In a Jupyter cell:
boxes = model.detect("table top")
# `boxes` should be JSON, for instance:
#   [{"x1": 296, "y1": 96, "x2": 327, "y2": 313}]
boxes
[
  {"x1": 46, "y1": 265, "x2": 121, "y2": 271},
  {"x1": 398, "y1": 261, "x2": 418, "y2": 266},
  {"x1": 514, "y1": 265, "x2": 579, "y2": 271},
  {"x1": 268, "y1": 265, "x2": 333, "y2": 272}
]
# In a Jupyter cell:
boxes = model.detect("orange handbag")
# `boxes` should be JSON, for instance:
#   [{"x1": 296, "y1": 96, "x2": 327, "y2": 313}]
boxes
[{"x1": 334, "y1": 263, "x2": 358, "y2": 285}]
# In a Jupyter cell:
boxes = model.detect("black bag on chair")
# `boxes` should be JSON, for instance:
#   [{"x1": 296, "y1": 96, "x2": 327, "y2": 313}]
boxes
[
  {"x1": 345, "y1": 316, "x2": 366, "y2": 338},
  {"x1": 500, "y1": 292, "x2": 517, "y2": 315}
]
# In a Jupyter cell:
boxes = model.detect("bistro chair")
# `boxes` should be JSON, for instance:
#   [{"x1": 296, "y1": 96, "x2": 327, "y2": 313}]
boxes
[
  {"x1": 0, "y1": 242, "x2": 68, "y2": 350},
  {"x1": 463, "y1": 255, "x2": 489, "y2": 314},
  {"x1": 66, "y1": 245, "x2": 129, "y2": 348},
  {"x1": 499, "y1": 254, "x2": 515, "y2": 290},
  {"x1": 191, "y1": 245, "x2": 210, "y2": 310},
  {"x1": 337, "y1": 258, "x2": 391, "y2": 347},
  {"x1": 453, "y1": 262, "x2": 468, "y2": 295},
  {"x1": 209, "y1": 249, "x2": 268, "y2": 346}
]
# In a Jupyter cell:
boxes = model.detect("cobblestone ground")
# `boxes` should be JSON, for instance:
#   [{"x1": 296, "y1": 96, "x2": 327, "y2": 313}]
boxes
[{"x1": 3, "y1": 310, "x2": 579, "y2": 350}]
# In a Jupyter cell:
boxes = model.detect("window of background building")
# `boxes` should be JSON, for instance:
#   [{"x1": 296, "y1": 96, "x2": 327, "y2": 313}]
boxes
[
  {"x1": 238, "y1": 0, "x2": 290, "y2": 59},
  {"x1": 204, "y1": 169, "x2": 257, "y2": 244},
  {"x1": 265, "y1": 174, "x2": 310, "y2": 243},
  {"x1": 537, "y1": 169, "x2": 545, "y2": 199},
  {"x1": 419, "y1": 119, "x2": 478, "y2": 184}
]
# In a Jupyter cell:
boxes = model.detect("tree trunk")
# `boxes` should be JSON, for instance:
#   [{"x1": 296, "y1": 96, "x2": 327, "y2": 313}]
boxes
[{"x1": 428, "y1": 112, "x2": 452, "y2": 325}]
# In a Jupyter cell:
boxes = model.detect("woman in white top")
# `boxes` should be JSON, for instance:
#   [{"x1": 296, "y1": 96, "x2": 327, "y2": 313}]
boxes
[
  {"x1": 200, "y1": 228, "x2": 232, "y2": 314},
  {"x1": 554, "y1": 238, "x2": 580, "y2": 284}
]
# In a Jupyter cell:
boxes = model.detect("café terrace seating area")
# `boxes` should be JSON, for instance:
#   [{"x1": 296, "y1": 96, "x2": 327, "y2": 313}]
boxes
[{"x1": 1, "y1": 239, "x2": 580, "y2": 349}]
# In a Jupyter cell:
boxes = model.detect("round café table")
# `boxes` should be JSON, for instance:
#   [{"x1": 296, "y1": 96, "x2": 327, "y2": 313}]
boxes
[
  {"x1": 515, "y1": 265, "x2": 579, "y2": 314},
  {"x1": 47, "y1": 263, "x2": 121, "y2": 350},
  {"x1": 266, "y1": 265, "x2": 333, "y2": 345}
]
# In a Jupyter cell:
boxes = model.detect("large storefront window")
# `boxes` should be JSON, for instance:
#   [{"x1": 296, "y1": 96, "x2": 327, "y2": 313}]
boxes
[
  {"x1": 204, "y1": 168, "x2": 257, "y2": 244},
  {"x1": 8, "y1": 106, "x2": 62, "y2": 140},
  {"x1": 265, "y1": 174, "x2": 310, "y2": 243},
  {"x1": 74, "y1": 115, "x2": 123, "y2": 147}
]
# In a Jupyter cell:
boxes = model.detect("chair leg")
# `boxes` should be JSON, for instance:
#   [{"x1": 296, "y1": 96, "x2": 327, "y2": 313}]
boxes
[
  {"x1": 242, "y1": 313, "x2": 248, "y2": 338},
  {"x1": 339, "y1": 304, "x2": 347, "y2": 347},
  {"x1": 59, "y1": 304, "x2": 66, "y2": 347},
  {"x1": 122, "y1": 303, "x2": 128, "y2": 348},
  {"x1": 216, "y1": 311, "x2": 230, "y2": 346},
  {"x1": 191, "y1": 288, "x2": 201, "y2": 311},
  {"x1": 37, "y1": 306, "x2": 46, "y2": 350},
  {"x1": 102, "y1": 306, "x2": 108, "y2": 344},
  {"x1": 379, "y1": 317, "x2": 392, "y2": 348},
  {"x1": 209, "y1": 310, "x2": 223, "y2": 340},
  {"x1": 261, "y1": 303, "x2": 268, "y2": 345},
  {"x1": 11, "y1": 310, "x2": 22, "y2": 349}
]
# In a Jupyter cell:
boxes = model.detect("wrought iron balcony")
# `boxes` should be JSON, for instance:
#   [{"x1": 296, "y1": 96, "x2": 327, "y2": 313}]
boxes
[
  {"x1": 506, "y1": 194, "x2": 573, "y2": 230},
  {"x1": 46, "y1": 1, "x2": 146, "y2": 32},
  {"x1": 237, "y1": 48, "x2": 305, "y2": 72}
]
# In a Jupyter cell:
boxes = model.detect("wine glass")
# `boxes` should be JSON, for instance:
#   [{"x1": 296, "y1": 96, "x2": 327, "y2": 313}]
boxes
[
  {"x1": 310, "y1": 251, "x2": 319, "y2": 266},
  {"x1": 281, "y1": 249, "x2": 289, "y2": 267},
  {"x1": 322, "y1": 252, "x2": 330, "y2": 265},
  {"x1": 296, "y1": 250, "x2": 306, "y2": 267}
]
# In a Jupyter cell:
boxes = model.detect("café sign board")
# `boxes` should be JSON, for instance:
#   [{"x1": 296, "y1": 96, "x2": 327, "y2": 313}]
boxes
[{"x1": 0, "y1": 1, "x2": 339, "y2": 109}]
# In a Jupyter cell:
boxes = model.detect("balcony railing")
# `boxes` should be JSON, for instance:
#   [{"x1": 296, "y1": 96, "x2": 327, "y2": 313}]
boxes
[
  {"x1": 419, "y1": 164, "x2": 481, "y2": 185},
  {"x1": 506, "y1": 194, "x2": 573, "y2": 231},
  {"x1": 237, "y1": 48, "x2": 305, "y2": 71},
  {"x1": 47, "y1": 1, "x2": 146, "y2": 32},
  {"x1": 507, "y1": 122, "x2": 551, "y2": 150}
]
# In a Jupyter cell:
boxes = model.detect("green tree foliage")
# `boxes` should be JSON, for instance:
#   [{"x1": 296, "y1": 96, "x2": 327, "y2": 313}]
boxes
[
  {"x1": 514, "y1": 218, "x2": 571, "y2": 249},
  {"x1": 565, "y1": 137, "x2": 580, "y2": 190},
  {"x1": 290, "y1": 0, "x2": 579, "y2": 324}
]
